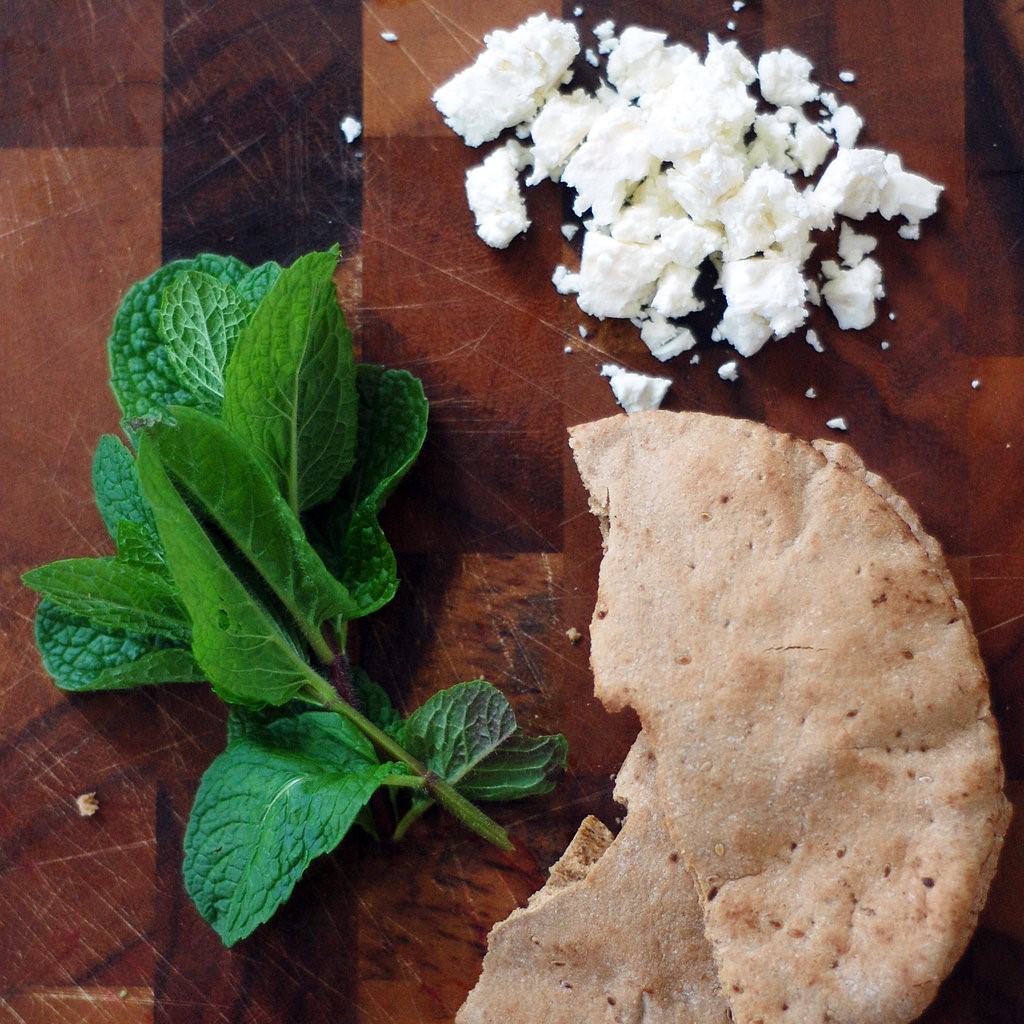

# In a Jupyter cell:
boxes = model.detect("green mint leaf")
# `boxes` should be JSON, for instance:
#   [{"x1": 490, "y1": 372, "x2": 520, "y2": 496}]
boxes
[
  {"x1": 23, "y1": 557, "x2": 192, "y2": 643},
  {"x1": 307, "y1": 365, "x2": 428, "y2": 617},
  {"x1": 183, "y1": 711, "x2": 402, "y2": 946},
  {"x1": 235, "y1": 260, "x2": 282, "y2": 307},
  {"x1": 402, "y1": 680, "x2": 566, "y2": 799},
  {"x1": 136, "y1": 430, "x2": 326, "y2": 708},
  {"x1": 34, "y1": 598, "x2": 202, "y2": 692},
  {"x1": 158, "y1": 271, "x2": 251, "y2": 410},
  {"x1": 109, "y1": 254, "x2": 251, "y2": 427},
  {"x1": 453, "y1": 730, "x2": 568, "y2": 802},
  {"x1": 146, "y1": 406, "x2": 361, "y2": 653},
  {"x1": 114, "y1": 519, "x2": 171, "y2": 574},
  {"x1": 221, "y1": 246, "x2": 358, "y2": 513},
  {"x1": 92, "y1": 434, "x2": 160, "y2": 544}
]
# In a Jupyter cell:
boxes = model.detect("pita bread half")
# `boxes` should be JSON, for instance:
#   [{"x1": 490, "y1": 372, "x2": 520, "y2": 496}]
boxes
[
  {"x1": 456, "y1": 732, "x2": 730, "y2": 1024},
  {"x1": 569, "y1": 410, "x2": 1011, "y2": 1024}
]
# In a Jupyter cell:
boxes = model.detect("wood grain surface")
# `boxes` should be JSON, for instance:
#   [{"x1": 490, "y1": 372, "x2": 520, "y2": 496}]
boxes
[{"x1": 1, "y1": 1, "x2": 1022, "y2": 1021}]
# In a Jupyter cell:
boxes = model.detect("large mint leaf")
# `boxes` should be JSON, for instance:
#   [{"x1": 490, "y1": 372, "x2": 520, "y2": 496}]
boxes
[
  {"x1": 34, "y1": 598, "x2": 202, "y2": 692},
  {"x1": 221, "y1": 247, "x2": 358, "y2": 513},
  {"x1": 183, "y1": 711, "x2": 401, "y2": 946},
  {"x1": 136, "y1": 431, "x2": 326, "y2": 708},
  {"x1": 146, "y1": 407, "x2": 360, "y2": 649},
  {"x1": 108, "y1": 253, "x2": 250, "y2": 426},
  {"x1": 403, "y1": 680, "x2": 566, "y2": 800},
  {"x1": 158, "y1": 271, "x2": 251, "y2": 411},
  {"x1": 23, "y1": 557, "x2": 191, "y2": 643},
  {"x1": 308, "y1": 365, "x2": 428, "y2": 618},
  {"x1": 92, "y1": 434, "x2": 159, "y2": 544}
]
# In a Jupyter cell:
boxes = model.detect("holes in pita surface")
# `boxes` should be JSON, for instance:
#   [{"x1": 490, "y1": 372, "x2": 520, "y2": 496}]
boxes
[
  {"x1": 668, "y1": 851, "x2": 680, "y2": 864},
  {"x1": 883, "y1": 864, "x2": 892, "y2": 877},
  {"x1": 835, "y1": 847, "x2": 846, "y2": 858},
  {"x1": 606, "y1": 996, "x2": 616, "y2": 1006},
  {"x1": 769, "y1": 919, "x2": 783, "y2": 929},
  {"x1": 922, "y1": 876, "x2": 935, "y2": 888},
  {"x1": 845, "y1": 709, "x2": 859, "y2": 718},
  {"x1": 902, "y1": 649, "x2": 915, "y2": 659},
  {"x1": 707, "y1": 886, "x2": 719, "y2": 901}
]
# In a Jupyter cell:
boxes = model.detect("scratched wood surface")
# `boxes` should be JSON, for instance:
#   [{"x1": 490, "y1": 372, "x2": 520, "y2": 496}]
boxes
[{"x1": 1, "y1": 1, "x2": 1022, "y2": 1021}]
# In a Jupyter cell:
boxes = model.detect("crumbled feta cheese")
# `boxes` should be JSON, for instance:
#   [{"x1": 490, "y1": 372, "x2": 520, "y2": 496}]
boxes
[
  {"x1": 837, "y1": 221, "x2": 878, "y2": 266},
  {"x1": 339, "y1": 116, "x2": 362, "y2": 143},
  {"x1": 972, "y1": 379, "x2": 981, "y2": 389},
  {"x1": 601, "y1": 363, "x2": 672, "y2": 412},
  {"x1": 805, "y1": 386, "x2": 818, "y2": 398},
  {"x1": 821, "y1": 256, "x2": 885, "y2": 329},
  {"x1": 758, "y1": 49, "x2": 819, "y2": 107},
  {"x1": 464, "y1": 140, "x2": 531, "y2": 248},
  {"x1": 718, "y1": 360, "x2": 740, "y2": 381},
  {"x1": 432, "y1": 15, "x2": 580, "y2": 147},
  {"x1": 812, "y1": 147, "x2": 888, "y2": 223},
  {"x1": 718, "y1": 255, "x2": 808, "y2": 354},
  {"x1": 561, "y1": 222, "x2": 580, "y2": 241},
  {"x1": 434, "y1": 17, "x2": 943, "y2": 369},
  {"x1": 733, "y1": 1, "x2": 746, "y2": 10},
  {"x1": 576, "y1": 231, "x2": 670, "y2": 318},
  {"x1": 573, "y1": 5, "x2": 584, "y2": 15},
  {"x1": 806, "y1": 329, "x2": 824, "y2": 353},
  {"x1": 578, "y1": 324, "x2": 588, "y2": 338},
  {"x1": 637, "y1": 312, "x2": 697, "y2": 360},
  {"x1": 826, "y1": 415, "x2": 849, "y2": 430},
  {"x1": 829, "y1": 104, "x2": 863, "y2": 148},
  {"x1": 838, "y1": 69, "x2": 856, "y2": 83},
  {"x1": 380, "y1": 30, "x2": 399, "y2": 43},
  {"x1": 880, "y1": 339, "x2": 891, "y2": 350}
]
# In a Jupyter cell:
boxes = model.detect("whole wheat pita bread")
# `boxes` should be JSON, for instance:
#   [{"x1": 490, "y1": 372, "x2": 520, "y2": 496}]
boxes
[
  {"x1": 569, "y1": 410, "x2": 1010, "y2": 1024},
  {"x1": 457, "y1": 732, "x2": 730, "y2": 1024}
]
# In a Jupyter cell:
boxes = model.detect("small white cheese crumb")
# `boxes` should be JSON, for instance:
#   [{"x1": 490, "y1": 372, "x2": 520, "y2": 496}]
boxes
[
  {"x1": 821, "y1": 256, "x2": 885, "y2": 329},
  {"x1": 561, "y1": 222, "x2": 580, "y2": 241},
  {"x1": 585, "y1": 47, "x2": 600, "y2": 67},
  {"x1": 381, "y1": 30, "x2": 398, "y2": 43},
  {"x1": 578, "y1": 324, "x2": 588, "y2": 338},
  {"x1": 838, "y1": 69, "x2": 856, "y2": 83},
  {"x1": 806, "y1": 328, "x2": 824, "y2": 352},
  {"x1": 573, "y1": 5, "x2": 584, "y2": 16},
  {"x1": 76, "y1": 792, "x2": 100, "y2": 817},
  {"x1": 601, "y1": 363, "x2": 672, "y2": 412},
  {"x1": 889, "y1": 311, "x2": 897, "y2": 320},
  {"x1": 971, "y1": 379, "x2": 981, "y2": 389},
  {"x1": 566, "y1": 626, "x2": 583, "y2": 643},
  {"x1": 805, "y1": 386, "x2": 818, "y2": 398},
  {"x1": 552, "y1": 264, "x2": 581, "y2": 295},
  {"x1": 718, "y1": 360, "x2": 739, "y2": 381},
  {"x1": 464, "y1": 140, "x2": 531, "y2": 248},
  {"x1": 837, "y1": 221, "x2": 878, "y2": 267},
  {"x1": 826, "y1": 415, "x2": 849, "y2": 430},
  {"x1": 880, "y1": 340, "x2": 891, "y2": 350},
  {"x1": 829, "y1": 104, "x2": 863, "y2": 149},
  {"x1": 733, "y1": 0, "x2": 746, "y2": 9},
  {"x1": 690, "y1": 353, "x2": 701, "y2": 364},
  {"x1": 339, "y1": 116, "x2": 362, "y2": 144},
  {"x1": 727, "y1": 20, "x2": 736, "y2": 31}
]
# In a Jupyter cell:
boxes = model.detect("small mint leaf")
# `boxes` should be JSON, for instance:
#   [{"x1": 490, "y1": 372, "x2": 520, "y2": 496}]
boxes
[
  {"x1": 183, "y1": 711, "x2": 401, "y2": 946},
  {"x1": 92, "y1": 434, "x2": 160, "y2": 545},
  {"x1": 109, "y1": 254, "x2": 251, "y2": 427},
  {"x1": 352, "y1": 667, "x2": 403, "y2": 739},
  {"x1": 235, "y1": 260, "x2": 283, "y2": 307},
  {"x1": 158, "y1": 270, "x2": 251, "y2": 410},
  {"x1": 402, "y1": 680, "x2": 566, "y2": 802},
  {"x1": 34, "y1": 598, "x2": 201, "y2": 692},
  {"x1": 308, "y1": 365, "x2": 428, "y2": 618},
  {"x1": 23, "y1": 557, "x2": 192, "y2": 643}
]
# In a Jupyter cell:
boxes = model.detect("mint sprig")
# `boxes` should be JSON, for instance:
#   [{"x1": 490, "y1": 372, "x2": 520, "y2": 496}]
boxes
[{"x1": 23, "y1": 246, "x2": 566, "y2": 947}]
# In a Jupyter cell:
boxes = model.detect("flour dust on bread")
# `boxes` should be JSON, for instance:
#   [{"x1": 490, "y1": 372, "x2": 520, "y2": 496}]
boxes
[{"x1": 569, "y1": 409, "x2": 1011, "y2": 1024}]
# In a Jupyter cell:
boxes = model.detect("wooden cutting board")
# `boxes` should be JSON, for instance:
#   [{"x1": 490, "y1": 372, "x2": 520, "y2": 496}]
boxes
[{"x1": 1, "y1": 1, "x2": 1022, "y2": 1020}]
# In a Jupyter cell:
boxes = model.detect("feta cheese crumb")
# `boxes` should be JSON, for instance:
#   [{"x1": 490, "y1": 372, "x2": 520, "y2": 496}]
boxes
[
  {"x1": 573, "y1": 5, "x2": 584, "y2": 15},
  {"x1": 733, "y1": 0, "x2": 746, "y2": 9},
  {"x1": 465, "y1": 140, "x2": 531, "y2": 248},
  {"x1": 805, "y1": 386, "x2": 818, "y2": 398},
  {"x1": 76, "y1": 792, "x2": 100, "y2": 817},
  {"x1": 561, "y1": 222, "x2": 580, "y2": 241},
  {"x1": 971, "y1": 378, "x2": 981, "y2": 389},
  {"x1": 806, "y1": 329, "x2": 824, "y2": 353},
  {"x1": 821, "y1": 257, "x2": 885, "y2": 329},
  {"x1": 826, "y1": 415, "x2": 849, "y2": 430},
  {"x1": 432, "y1": 15, "x2": 580, "y2": 147},
  {"x1": 718, "y1": 360, "x2": 740, "y2": 381},
  {"x1": 880, "y1": 340, "x2": 891, "y2": 350},
  {"x1": 601, "y1": 363, "x2": 672, "y2": 412},
  {"x1": 838, "y1": 69, "x2": 856, "y2": 83},
  {"x1": 339, "y1": 116, "x2": 362, "y2": 143},
  {"x1": 381, "y1": 30, "x2": 398, "y2": 43}
]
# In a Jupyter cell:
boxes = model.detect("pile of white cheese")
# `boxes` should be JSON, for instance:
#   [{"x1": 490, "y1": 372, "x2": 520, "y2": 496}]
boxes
[{"x1": 433, "y1": 14, "x2": 942, "y2": 367}]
